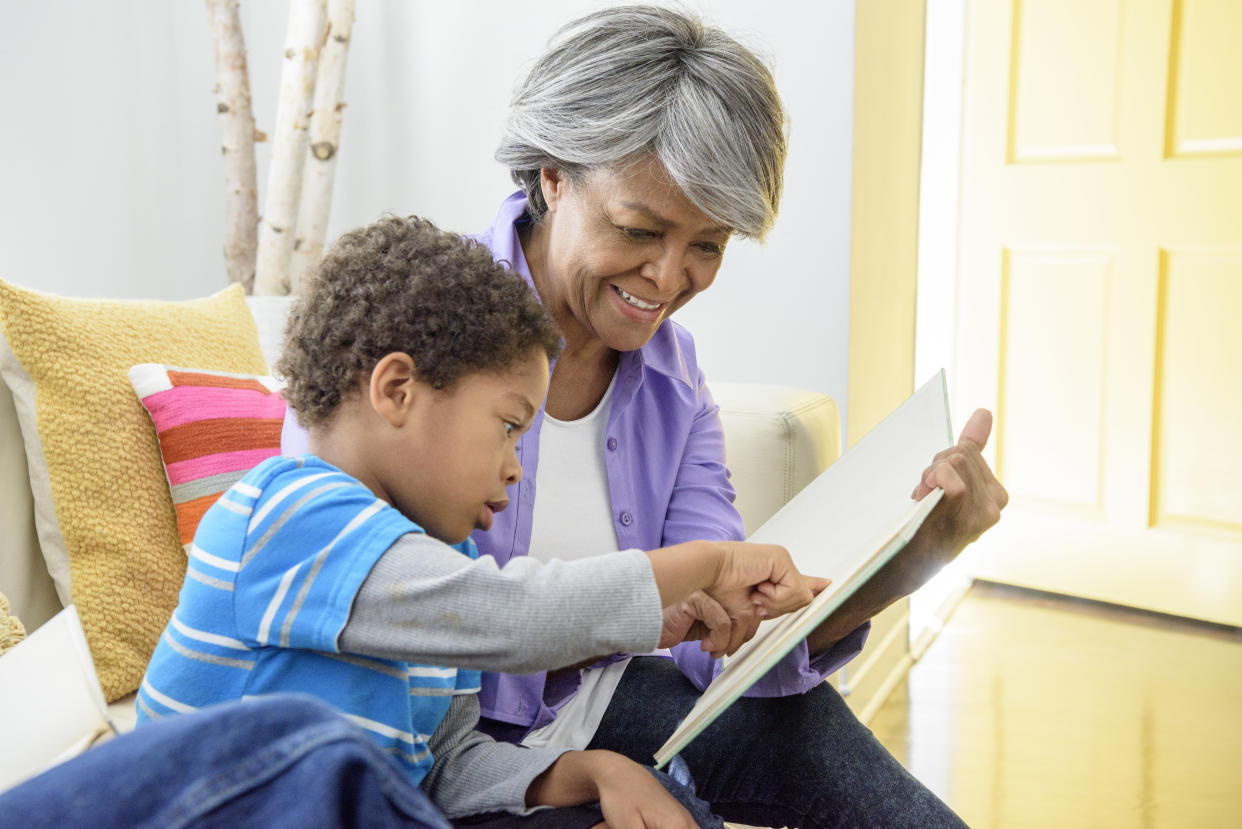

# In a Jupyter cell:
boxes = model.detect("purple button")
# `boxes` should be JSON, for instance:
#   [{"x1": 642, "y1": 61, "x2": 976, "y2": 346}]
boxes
[
  {"x1": 606, "y1": 437, "x2": 618, "y2": 451},
  {"x1": 619, "y1": 511, "x2": 633, "y2": 526}
]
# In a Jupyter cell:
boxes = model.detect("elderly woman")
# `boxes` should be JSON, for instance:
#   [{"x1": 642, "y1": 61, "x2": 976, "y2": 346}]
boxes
[{"x1": 460, "y1": 6, "x2": 1006, "y2": 828}]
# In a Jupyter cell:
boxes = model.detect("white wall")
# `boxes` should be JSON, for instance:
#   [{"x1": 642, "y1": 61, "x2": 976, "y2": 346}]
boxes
[{"x1": 0, "y1": 1, "x2": 854, "y2": 422}]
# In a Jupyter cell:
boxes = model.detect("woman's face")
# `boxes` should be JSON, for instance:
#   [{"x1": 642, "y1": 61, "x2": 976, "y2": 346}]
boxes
[{"x1": 535, "y1": 159, "x2": 731, "y2": 354}]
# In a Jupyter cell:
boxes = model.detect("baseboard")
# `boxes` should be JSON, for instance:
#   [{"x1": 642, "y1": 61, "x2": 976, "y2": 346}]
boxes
[
  {"x1": 839, "y1": 600, "x2": 911, "y2": 724},
  {"x1": 854, "y1": 650, "x2": 914, "y2": 726},
  {"x1": 910, "y1": 575, "x2": 973, "y2": 660}
]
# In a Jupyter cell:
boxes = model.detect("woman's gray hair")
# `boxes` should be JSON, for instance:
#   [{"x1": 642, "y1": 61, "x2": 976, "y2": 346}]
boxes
[{"x1": 496, "y1": 5, "x2": 787, "y2": 241}]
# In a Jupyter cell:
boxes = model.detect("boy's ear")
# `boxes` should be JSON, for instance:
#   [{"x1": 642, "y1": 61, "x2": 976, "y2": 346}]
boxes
[{"x1": 369, "y1": 352, "x2": 420, "y2": 427}]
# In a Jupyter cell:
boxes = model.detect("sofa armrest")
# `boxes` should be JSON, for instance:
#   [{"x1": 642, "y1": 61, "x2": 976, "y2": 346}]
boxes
[
  {"x1": 0, "y1": 379, "x2": 60, "y2": 631},
  {"x1": 711, "y1": 382, "x2": 841, "y2": 536}
]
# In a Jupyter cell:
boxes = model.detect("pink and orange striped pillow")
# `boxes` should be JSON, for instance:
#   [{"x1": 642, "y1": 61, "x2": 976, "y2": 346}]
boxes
[{"x1": 129, "y1": 364, "x2": 286, "y2": 548}]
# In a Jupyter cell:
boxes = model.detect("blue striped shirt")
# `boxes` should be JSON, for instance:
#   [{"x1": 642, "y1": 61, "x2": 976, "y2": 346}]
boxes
[{"x1": 138, "y1": 455, "x2": 481, "y2": 784}]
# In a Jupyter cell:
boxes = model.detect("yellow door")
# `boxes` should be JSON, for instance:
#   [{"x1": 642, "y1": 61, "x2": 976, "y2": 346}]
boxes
[{"x1": 954, "y1": 0, "x2": 1242, "y2": 625}]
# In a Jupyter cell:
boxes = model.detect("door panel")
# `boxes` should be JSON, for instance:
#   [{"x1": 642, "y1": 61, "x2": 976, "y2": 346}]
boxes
[
  {"x1": 1009, "y1": 0, "x2": 1124, "y2": 162},
  {"x1": 955, "y1": 0, "x2": 1242, "y2": 625},
  {"x1": 1166, "y1": 0, "x2": 1242, "y2": 156},
  {"x1": 1153, "y1": 248, "x2": 1242, "y2": 533},
  {"x1": 998, "y1": 247, "x2": 1111, "y2": 514}
]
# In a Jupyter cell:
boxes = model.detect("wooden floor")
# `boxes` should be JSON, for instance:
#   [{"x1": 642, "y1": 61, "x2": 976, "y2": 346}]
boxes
[{"x1": 868, "y1": 582, "x2": 1242, "y2": 829}]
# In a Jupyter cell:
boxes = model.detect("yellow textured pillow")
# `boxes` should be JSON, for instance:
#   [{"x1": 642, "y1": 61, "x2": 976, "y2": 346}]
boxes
[
  {"x1": 0, "y1": 280, "x2": 268, "y2": 701},
  {"x1": 0, "y1": 590, "x2": 26, "y2": 656}
]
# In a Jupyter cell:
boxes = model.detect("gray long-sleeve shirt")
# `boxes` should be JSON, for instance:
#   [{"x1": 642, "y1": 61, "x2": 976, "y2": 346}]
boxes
[{"x1": 339, "y1": 533, "x2": 662, "y2": 817}]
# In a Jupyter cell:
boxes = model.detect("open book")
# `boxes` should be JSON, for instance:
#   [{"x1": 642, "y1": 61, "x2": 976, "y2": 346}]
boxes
[
  {"x1": 0, "y1": 605, "x2": 117, "y2": 793},
  {"x1": 654, "y1": 371, "x2": 953, "y2": 768}
]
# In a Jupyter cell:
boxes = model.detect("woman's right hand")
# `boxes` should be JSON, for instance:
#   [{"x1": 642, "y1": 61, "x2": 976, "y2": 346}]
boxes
[{"x1": 659, "y1": 590, "x2": 747, "y2": 658}]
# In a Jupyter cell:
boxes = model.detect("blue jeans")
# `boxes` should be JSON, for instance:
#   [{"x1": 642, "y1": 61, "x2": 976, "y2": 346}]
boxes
[
  {"x1": 1, "y1": 693, "x2": 723, "y2": 828},
  {"x1": 0, "y1": 694, "x2": 451, "y2": 829},
  {"x1": 586, "y1": 656, "x2": 969, "y2": 829}
]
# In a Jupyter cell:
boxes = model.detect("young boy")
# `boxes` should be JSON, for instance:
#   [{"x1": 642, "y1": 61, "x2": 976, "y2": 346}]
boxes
[{"x1": 137, "y1": 216, "x2": 820, "y2": 824}]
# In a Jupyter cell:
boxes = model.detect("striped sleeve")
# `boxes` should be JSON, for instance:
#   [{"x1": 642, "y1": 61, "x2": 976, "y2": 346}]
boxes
[{"x1": 233, "y1": 466, "x2": 418, "y2": 652}]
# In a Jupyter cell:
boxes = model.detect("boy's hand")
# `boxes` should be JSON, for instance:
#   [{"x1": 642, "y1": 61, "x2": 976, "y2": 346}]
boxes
[
  {"x1": 528, "y1": 750, "x2": 698, "y2": 828},
  {"x1": 706, "y1": 540, "x2": 828, "y2": 620},
  {"x1": 589, "y1": 753, "x2": 698, "y2": 828},
  {"x1": 645, "y1": 540, "x2": 828, "y2": 653}
]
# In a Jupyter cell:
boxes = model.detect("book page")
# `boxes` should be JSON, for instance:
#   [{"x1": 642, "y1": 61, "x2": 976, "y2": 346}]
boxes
[
  {"x1": 0, "y1": 606, "x2": 115, "y2": 793},
  {"x1": 654, "y1": 371, "x2": 953, "y2": 767}
]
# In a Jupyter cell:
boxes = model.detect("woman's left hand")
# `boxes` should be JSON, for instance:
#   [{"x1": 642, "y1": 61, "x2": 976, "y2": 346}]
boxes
[
  {"x1": 908, "y1": 408, "x2": 1008, "y2": 557},
  {"x1": 806, "y1": 408, "x2": 1008, "y2": 654}
]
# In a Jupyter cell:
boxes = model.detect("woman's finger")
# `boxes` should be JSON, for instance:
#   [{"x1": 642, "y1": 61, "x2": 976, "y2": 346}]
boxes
[
  {"x1": 957, "y1": 408, "x2": 993, "y2": 450},
  {"x1": 689, "y1": 593, "x2": 733, "y2": 655},
  {"x1": 723, "y1": 609, "x2": 763, "y2": 656}
]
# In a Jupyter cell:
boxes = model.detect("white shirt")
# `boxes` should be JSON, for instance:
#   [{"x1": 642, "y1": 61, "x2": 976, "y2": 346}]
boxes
[{"x1": 521, "y1": 375, "x2": 639, "y2": 751}]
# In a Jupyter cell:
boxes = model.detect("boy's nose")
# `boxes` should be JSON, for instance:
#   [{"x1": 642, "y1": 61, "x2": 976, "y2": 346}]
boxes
[{"x1": 503, "y1": 449, "x2": 522, "y2": 485}]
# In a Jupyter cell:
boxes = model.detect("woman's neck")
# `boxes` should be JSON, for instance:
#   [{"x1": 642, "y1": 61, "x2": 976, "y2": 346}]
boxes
[{"x1": 545, "y1": 345, "x2": 619, "y2": 421}]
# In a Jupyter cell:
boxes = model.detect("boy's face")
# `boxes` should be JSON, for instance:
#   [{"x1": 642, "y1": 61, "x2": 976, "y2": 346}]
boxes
[{"x1": 387, "y1": 348, "x2": 549, "y2": 544}]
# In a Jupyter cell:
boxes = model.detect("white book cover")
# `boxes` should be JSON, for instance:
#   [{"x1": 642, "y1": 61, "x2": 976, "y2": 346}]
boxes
[
  {"x1": 654, "y1": 371, "x2": 953, "y2": 767},
  {"x1": 0, "y1": 605, "x2": 116, "y2": 793}
]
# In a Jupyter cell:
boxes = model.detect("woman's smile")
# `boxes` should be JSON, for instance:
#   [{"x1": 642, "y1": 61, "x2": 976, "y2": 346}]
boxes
[{"x1": 613, "y1": 285, "x2": 663, "y2": 312}]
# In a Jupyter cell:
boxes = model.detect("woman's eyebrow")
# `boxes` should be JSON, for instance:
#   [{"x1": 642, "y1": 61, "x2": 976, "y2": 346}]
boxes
[
  {"x1": 617, "y1": 201, "x2": 666, "y2": 224},
  {"x1": 617, "y1": 201, "x2": 730, "y2": 237}
]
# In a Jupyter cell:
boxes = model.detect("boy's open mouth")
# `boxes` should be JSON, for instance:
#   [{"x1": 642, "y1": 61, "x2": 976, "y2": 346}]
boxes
[{"x1": 478, "y1": 499, "x2": 509, "y2": 532}]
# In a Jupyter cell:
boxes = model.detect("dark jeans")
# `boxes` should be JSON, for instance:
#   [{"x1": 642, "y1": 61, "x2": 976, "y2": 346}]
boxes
[
  {"x1": 0, "y1": 694, "x2": 450, "y2": 829},
  {"x1": 587, "y1": 656, "x2": 969, "y2": 829}
]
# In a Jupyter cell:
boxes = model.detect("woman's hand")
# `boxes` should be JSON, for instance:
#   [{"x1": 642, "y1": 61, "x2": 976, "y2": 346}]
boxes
[
  {"x1": 884, "y1": 407, "x2": 1008, "y2": 595},
  {"x1": 806, "y1": 408, "x2": 1008, "y2": 654},
  {"x1": 527, "y1": 750, "x2": 698, "y2": 828},
  {"x1": 908, "y1": 408, "x2": 1008, "y2": 553},
  {"x1": 659, "y1": 590, "x2": 759, "y2": 659}
]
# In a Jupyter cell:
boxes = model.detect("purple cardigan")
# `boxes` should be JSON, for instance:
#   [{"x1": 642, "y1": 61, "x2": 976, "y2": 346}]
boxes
[{"x1": 281, "y1": 193, "x2": 868, "y2": 735}]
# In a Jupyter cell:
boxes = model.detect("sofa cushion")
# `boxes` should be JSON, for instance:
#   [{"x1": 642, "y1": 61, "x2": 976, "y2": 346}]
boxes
[
  {"x1": 129, "y1": 365, "x2": 285, "y2": 548},
  {"x1": 712, "y1": 382, "x2": 842, "y2": 535},
  {"x1": 0, "y1": 280, "x2": 268, "y2": 702}
]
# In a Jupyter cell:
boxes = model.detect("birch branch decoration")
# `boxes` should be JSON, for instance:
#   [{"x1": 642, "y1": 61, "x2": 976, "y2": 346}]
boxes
[
  {"x1": 288, "y1": 0, "x2": 356, "y2": 294},
  {"x1": 254, "y1": 0, "x2": 327, "y2": 296},
  {"x1": 206, "y1": 0, "x2": 259, "y2": 292}
]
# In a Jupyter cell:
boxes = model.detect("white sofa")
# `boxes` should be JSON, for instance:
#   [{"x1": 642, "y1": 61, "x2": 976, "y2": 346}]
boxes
[{"x1": 0, "y1": 296, "x2": 844, "y2": 740}]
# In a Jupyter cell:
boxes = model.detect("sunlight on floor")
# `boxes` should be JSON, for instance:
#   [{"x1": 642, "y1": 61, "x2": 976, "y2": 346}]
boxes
[{"x1": 869, "y1": 583, "x2": 1242, "y2": 829}]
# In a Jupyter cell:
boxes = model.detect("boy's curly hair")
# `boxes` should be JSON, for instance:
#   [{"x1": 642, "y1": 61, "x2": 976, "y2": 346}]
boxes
[{"x1": 276, "y1": 215, "x2": 562, "y2": 428}]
